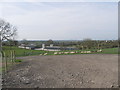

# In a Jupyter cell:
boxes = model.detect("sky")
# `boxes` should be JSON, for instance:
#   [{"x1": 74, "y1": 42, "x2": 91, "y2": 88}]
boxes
[
  {"x1": 0, "y1": 1, "x2": 118, "y2": 40},
  {"x1": 0, "y1": 0, "x2": 119, "y2": 2}
]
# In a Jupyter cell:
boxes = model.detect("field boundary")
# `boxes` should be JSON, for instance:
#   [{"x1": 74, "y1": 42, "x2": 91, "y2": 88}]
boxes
[{"x1": 2, "y1": 50, "x2": 16, "y2": 73}]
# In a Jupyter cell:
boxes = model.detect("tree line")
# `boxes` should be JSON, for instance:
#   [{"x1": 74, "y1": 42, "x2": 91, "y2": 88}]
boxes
[{"x1": 4, "y1": 39, "x2": 118, "y2": 50}]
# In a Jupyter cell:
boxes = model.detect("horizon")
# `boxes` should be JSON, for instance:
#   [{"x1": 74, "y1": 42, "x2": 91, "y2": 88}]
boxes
[
  {"x1": 0, "y1": 2, "x2": 118, "y2": 40},
  {"x1": 12, "y1": 39, "x2": 118, "y2": 41}
]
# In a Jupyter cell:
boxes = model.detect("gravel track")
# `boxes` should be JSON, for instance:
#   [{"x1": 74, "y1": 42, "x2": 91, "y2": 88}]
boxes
[{"x1": 3, "y1": 54, "x2": 118, "y2": 88}]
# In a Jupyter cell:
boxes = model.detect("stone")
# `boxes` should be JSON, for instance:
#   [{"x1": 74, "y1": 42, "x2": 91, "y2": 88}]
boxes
[
  {"x1": 79, "y1": 82, "x2": 83, "y2": 84},
  {"x1": 110, "y1": 85, "x2": 114, "y2": 88},
  {"x1": 25, "y1": 81, "x2": 30, "y2": 84},
  {"x1": 91, "y1": 80, "x2": 94, "y2": 83}
]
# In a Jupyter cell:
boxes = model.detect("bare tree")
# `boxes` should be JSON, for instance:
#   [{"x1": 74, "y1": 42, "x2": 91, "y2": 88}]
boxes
[{"x1": 0, "y1": 19, "x2": 17, "y2": 51}]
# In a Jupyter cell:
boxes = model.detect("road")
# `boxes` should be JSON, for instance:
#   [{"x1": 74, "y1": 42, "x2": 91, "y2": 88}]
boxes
[{"x1": 3, "y1": 54, "x2": 118, "y2": 88}]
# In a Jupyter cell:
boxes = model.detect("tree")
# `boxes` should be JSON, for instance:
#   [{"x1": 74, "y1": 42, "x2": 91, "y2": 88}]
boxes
[
  {"x1": 82, "y1": 38, "x2": 93, "y2": 49},
  {"x1": 46, "y1": 39, "x2": 53, "y2": 45},
  {"x1": 0, "y1": 19, "x2": 17, "y2": 51},
  {"x1": 21, "y1": 39, "x2": 28, "y2": 46},
  {"x1": 9, "y1": 40, "x2": 18, "y2": 46}
]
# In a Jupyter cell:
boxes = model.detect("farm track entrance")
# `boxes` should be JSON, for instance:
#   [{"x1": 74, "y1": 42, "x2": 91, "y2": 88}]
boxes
[{"x1": 3, "y1": 54, "x2": 118, "y2": 88}]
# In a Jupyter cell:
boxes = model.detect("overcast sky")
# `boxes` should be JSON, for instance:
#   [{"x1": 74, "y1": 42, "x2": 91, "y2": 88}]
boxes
[{"x1": 0, "y1": 1, "x2": 118, "y2": 40}]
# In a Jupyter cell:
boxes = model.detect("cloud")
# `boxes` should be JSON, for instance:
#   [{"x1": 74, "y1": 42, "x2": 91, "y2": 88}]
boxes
[
  {"x1": 1, "y1": 2, "x2": 118, "y2": 40},
  {"x1": 0, "y1": 0, "x2": 119, "y2": 2},
  {"x1": 0, "y1": 5, "x2": 3, "y2": 17}
]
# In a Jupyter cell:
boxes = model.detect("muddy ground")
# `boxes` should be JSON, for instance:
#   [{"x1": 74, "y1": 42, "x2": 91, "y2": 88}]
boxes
[{"x1": 3, "y1": 54, "x2": 118, "y2": 88}]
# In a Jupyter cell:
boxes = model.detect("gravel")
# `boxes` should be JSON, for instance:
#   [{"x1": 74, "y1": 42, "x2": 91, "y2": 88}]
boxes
[{"x1": 2, "y1": 54, "x2": 118, "y2": 88}]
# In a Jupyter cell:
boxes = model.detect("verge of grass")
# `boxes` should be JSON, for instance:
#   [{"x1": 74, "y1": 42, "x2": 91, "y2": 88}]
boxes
[
  {"x1": 15, "y1": 59, "x2": 22, "y2": 62},
  {"x1": 98, "y1": 48, "x2": 118, "y2": 54},
  {"x1": 3, "y1": 46, "x2": 51, "y2": 57},
  {"x1": 1, "y1": 47, "x2": 118, "y2": 73},
  {"x1": 1, "y1": 58, "x2": 23, "y2": 73},
  {"x1": 2, "y1": 46, "x2": 119, "y2": 57}
]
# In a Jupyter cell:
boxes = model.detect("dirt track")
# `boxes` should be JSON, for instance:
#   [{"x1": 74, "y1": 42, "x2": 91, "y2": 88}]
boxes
[{"x1": 3, "y1": 54, "x2": 118, "y2": 88}]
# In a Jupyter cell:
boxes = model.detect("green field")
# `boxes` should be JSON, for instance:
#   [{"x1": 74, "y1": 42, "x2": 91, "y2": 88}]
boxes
[
  {"x1": 98, "y1": 48, "x2": 118, "y2": 54},
  {"x1": 2, "y1": 46, "x2": 119, "y2": 57},
  {"x1": 3, "y1": 46, "x2": 52, "y2": 57},
  {"x1": 1, "y1": 46, "x2": 118, "y2": 72}
]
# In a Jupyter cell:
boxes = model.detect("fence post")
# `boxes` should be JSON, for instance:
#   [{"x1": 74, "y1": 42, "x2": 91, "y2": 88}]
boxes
[
  {"x1": 3, "y1": 52, "x2": 7, "y2": 73},
  {"x1": 2, "y1": 50, "x2": 16, "y2": 74},
  {"x1": 10, "y1": 51, "x2": 13, "y2": 65},
  {"x1": 13, "y1": 50, "x2": 15, "y2": 63},
  {"x1": 0, "y1": 51, "x2": 2, "y2": 90},
  {"x1": 2, "y1": 51, "x2": 5, "y2": 75}
]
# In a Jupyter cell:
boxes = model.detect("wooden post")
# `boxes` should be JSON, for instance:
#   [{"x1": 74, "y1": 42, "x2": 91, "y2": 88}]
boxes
[
  {"x1": 10, "y1": 51, "x2": 13, "y2": 65},
  {"x1": 2, "y1": 52, "x2": 4, "y2": 71},
  {"x1": 0, "y1": 51, "x2": 2, "y2": 75},
  {"x1": 13, "y1": 50, "x2": 15, "y2": 63},
  {"x1": 6, "y1": 54, "x2": 8, "y2": 72},
  {"x1": 3, "y1": 52, "x2": 7, "y2": 72}
]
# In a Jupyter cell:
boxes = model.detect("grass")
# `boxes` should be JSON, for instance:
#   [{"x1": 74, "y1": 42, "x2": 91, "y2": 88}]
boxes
[
  {"x1": 100, "y1": 48, "x2": 118, "y2": 54},
  {"x1": 2, "y1": 46, "x2": 119, "y2": 57},
  {"x1": 1, "y1": 46, "x2": 118, "y2": 73},
  {"x1": 15, "y1": 59, "x2": 22, "y2": 62},
  {"x1": 2, "y1": 46, "x2": 51, "y2": 57},
  {"x1": 1, "y1": 59, "x2": 23, "y2": 73}
]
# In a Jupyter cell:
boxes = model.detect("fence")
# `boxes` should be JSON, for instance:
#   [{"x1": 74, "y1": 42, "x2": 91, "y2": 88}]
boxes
[{"x1": 2, "y1": 50, "x2": 16, "y2": 73}]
